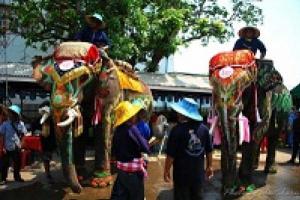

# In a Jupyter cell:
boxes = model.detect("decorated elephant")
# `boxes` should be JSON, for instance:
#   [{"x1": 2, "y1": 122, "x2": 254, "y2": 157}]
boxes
[
  {"x1": 209, "y1": 50, "x2": 292, "y2": 197},
  {"x1": 32, "y1": 42, "x2": 153, "y2": 193}
]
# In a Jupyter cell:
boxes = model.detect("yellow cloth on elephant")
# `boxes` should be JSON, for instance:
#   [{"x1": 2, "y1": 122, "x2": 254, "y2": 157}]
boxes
[{"x1": 116, "y1": 69, "x2": 145, "y2": 93}]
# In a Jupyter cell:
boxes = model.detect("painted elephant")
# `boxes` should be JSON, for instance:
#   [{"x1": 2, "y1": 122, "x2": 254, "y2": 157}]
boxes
[
  {"x1": 32, "y1": 42, "x2": 153, "y2": 193},
  {"x1": 209, "y1": 50, "x2": 292, "y2": 197}
]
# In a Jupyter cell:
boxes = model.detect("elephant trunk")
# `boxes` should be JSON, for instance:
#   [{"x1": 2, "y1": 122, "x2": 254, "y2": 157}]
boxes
[
  {"x1": 219, "y1": 104, "x2": 231, "y2": 153},
  {"x1": 58, "y1": 126, "x2": 82, "y2": 193},
  {"x1": 218, "y1": 102, "x2": 238, "y2": 193}
]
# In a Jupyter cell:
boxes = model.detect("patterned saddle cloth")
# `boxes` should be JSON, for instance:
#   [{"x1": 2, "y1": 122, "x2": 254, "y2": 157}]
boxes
[
  {"x1": 209, "y1": 50, "x2": 257, "y2": 85},
  {"x1": 54, "y1": 42, "x2": 100, "y2": 66}
]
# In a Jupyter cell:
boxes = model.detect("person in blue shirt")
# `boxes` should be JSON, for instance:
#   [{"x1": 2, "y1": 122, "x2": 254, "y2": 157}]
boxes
[
  {"x1": 233, "y1": 26, "x2": 267, "y2": 59},
  {"x1": 287, "y1": 107, "x2": 297, "y2": 147},
  {"x1": 164, "y1": 98, "x2": 213, "y2": 200},
  {"x1": 75, "y1": 13, "x2": 110, "y2": 61},
  {"x1": 132, "y1": 99, "x2": 151, "y2": 141},
  {"x1": 287, "y1": 109, "x2": 300, "y2": 164},
  {"x1": 0, "y1": 105, "x2": 27, "y2": 184}
]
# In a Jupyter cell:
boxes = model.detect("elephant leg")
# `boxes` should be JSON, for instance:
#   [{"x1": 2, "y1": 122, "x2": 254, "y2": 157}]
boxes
[
  {"x1": 252, "y1": 141, "x2": 261, "y2": 170},
  {"x1": 102, "y1": 105, "x2": 113, "y2": 173},
  {"x1": 94, "y1": 123, "x2": 105, "y2": 171},
  {"x1": 91, "y1": 104, "x2": 114, "y2": 187},
  {"x1": 239, "y1": 119, "x2": 260, "y2": 186},
  {"x1": 221, "y1": 138, "x2": 238, "y2": 195},
  {"x1": 265, "y1": 129, "x2": 279, "y2": 173},
  {"x1": 239, "y1": 141, "x2": 257, "y2": 185},
  {"x1": 73, "y1": 119, "x2": 88, "y2": 177},
  {"x1": 58, "y1": 126, "x2": 82, "y2": 193}
]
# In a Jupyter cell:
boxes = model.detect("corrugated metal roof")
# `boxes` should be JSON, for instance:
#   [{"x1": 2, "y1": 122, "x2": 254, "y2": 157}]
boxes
[
  {"x1": 0, "y1": 63, "x2": 212, "y2": 93},
  {"x1": 138, "y1": 72, "x2": 211, "y2": 93},
  {"x1": 0, "y1": 63, "x2": 32, "y2": 77}
]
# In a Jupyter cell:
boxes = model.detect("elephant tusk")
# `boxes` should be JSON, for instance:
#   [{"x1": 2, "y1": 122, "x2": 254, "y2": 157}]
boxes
[
  {"x1": 40, "y1": 113, "x2": 50, "y2": 124},
  {"x1": 39, "y1": 106, "x2": 51, "y2": 125},
  {"x1": 57, "y1": 108, "x2": 79, "y2": 127}
]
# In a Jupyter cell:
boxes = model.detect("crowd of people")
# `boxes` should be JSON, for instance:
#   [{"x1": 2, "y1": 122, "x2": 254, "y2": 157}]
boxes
[{"x1": 0, "y1": 102, "x2": 56, "y2": 185}]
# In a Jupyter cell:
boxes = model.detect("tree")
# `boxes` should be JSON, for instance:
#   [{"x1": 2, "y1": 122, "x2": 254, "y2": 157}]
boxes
[{"x1": 11, "y1": 0, "x2": 263, "y2": 72}]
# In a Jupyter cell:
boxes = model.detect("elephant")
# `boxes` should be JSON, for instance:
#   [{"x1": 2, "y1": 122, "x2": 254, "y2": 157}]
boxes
[
  {"x1": 209, "y1": 50, "x2": 292, "y2": 197},
  {"x1": 32, "y1": 42, "x2": 153, "y2": 193}
]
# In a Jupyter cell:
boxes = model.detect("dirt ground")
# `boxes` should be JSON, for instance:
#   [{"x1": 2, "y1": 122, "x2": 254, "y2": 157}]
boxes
[{"x1": 1, "y1": 149, "x2": 300, "y2": 200}]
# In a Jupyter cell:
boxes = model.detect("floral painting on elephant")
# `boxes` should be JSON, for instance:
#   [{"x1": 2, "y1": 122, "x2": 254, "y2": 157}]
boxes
[
  {"x1": 208, "y1": 49, "x2": 292, "y2": 198},
  {"x1": 32, "y1": 41, "x2": 153, "y2": 193}
]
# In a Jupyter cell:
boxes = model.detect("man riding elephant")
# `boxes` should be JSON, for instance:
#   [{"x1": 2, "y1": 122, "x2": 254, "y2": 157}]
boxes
[{"x1": 233, "y1": 26, "x2": 267, "y2": 59}]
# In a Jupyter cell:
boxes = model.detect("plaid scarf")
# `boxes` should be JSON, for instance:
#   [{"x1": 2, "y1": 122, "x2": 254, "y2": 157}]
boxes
[{"x1": 117, "y1": 158, "x2": 148, "y2": 178}]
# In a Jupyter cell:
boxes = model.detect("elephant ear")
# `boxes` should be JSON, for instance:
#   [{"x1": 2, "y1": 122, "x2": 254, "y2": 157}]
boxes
[
  {"x1": 257, "y1": 61, "x2": 283, "y2": 91},
  {"x1": 271, "y1": 86, "x2": 293, "y2": 113}
]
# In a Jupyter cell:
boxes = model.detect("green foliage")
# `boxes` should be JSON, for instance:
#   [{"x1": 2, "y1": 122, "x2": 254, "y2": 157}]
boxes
[{"x1": 12, "y1": 0, "x2": 263, "y2": 72}]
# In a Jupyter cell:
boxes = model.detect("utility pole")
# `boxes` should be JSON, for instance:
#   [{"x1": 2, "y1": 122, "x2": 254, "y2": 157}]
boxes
[{"x1": 3, "y1": 0, "x2": 9, "y2": 106}]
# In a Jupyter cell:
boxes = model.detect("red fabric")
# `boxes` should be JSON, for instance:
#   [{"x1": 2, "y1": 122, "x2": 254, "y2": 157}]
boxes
[
  {"x1": 92, "y1": 97, "x2": 103, "y2": 126},
  {"x1": 85, "y1": 45, "x2": 101, "y2": 65},
  {"x1": 20, "y1": 150, "x2": 31, "y2": 169},
  {"x1": 22, "y1": 136, "x2": 42, "y2": 152},
  {"x1": 209, "y1": 50, "x2": 256, "y2": 73},
  {"x1": 209, "y1": 50, "x2": 257, "y2": 87},
  {"x1": 260, "y1": 137, "x2": 268, "y2": 152},
  {"x1": 117, "y1": 158, "x2": 148, "y2": 178}
]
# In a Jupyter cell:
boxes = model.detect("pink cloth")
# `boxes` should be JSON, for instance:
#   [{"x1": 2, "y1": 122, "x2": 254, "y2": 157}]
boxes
[
  {"x1": 238, "y1": 115, "x2": 250, "y2": 144},
  {"x1": 208, "y1": 114, "x2": 250, "y2": 145},
  {"x1": 208, "y1": 116, "x2": 222, "y2": 145}
]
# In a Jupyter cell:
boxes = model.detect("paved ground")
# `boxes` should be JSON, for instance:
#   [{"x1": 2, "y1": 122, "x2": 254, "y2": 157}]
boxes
[{"x1": 0, "y1": 149, "x2": 300, "y2": 200}]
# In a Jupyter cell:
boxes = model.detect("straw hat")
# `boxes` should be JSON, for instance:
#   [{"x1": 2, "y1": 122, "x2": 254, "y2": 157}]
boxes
[
  {"x1": 238, "y1": 26, "x2": 260, "y2": 38},
  {"x1": 9, "y1": 105, "x2": 21, "y2": 116},
  {"x1": 114, "y1": 101, "x2": 143, "y2": 128},
  {"x1": 170, "y1": 98, "x2": 203, "y2": 121}
]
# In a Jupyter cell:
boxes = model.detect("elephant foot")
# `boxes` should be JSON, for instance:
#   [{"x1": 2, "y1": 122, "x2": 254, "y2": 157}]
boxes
[
  {"x1": 90, "y1": 176, "x2": 113, "y2": 188},
  {"x1": 264, "y1": 166, "x2": 277, "y2": 174},
  {"x1": 90, "y1": 171, "x2": 113, "y2": 188},
  {"x1": 243, "y1": 184, "x2": 256, "y2": 193},
  {"x1": 222, "y1": 184, "x2": 242, "y2": 199},
  {"x1": 70, "y1": 183, "x2": 83, "y2": 193},
  {"x1": 223, "y1": 188, "x2": 243, "y2": 200}
]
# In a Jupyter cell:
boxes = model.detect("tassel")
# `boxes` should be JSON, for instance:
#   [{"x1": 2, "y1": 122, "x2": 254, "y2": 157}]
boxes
[
  {"x1": 239, "y1": 113, "x2": 244, "y2": 145},
  {"x1": 92, "y1": 97, "x2": 103, "y2": 125},
  {"x1": 209, "y1": 116, "x2": 217, "y2": 136},
  {"x1": 256, "y1": 108, "x2": 262, "y2": 123}
]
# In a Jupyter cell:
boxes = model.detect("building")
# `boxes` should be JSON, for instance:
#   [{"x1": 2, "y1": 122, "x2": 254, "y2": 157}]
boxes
[
  {"x1": 0, "y1": 63, "x2": 212, "y2": 118},
  {"x1": 138, "y1": 72, "x2": 211, "y2": 111}
]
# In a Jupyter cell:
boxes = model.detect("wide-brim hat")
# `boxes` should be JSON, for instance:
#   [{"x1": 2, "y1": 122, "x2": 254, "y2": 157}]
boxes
[
  {"x1": 9, "y1": 105, "x2": 21, "y2": 116},
  {"x1": 114, "y1": 101, "x2": 143, "y2": 128},
  {"x1": 170, "y1": 98, "x2": 203, "y2": 121},
  {"x1": 238, "y1": 26, "x2": 260, "y2": 38},
  {"x1": 85, "y1": 13, "x2": 104, "y2": 26}
]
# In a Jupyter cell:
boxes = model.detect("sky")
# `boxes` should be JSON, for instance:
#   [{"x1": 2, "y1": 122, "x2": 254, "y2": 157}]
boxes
[
  {"x1": 171, "y1": 0, "x2": 300, "y2": 90},
  {"x1": 1, "y1": 0, "x2": 299, "y2": 90}
]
